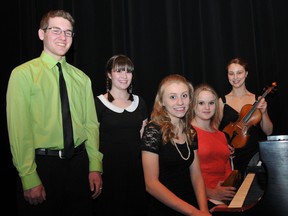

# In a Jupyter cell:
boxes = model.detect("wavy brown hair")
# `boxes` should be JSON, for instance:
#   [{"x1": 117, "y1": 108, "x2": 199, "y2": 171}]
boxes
[{"x1": 150, "y1": 74, "x2": 196, "y2": 145}]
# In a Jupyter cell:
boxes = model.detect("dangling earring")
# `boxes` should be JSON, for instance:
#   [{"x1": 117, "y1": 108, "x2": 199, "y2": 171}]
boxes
[
  {"x1": 106, "y1": 76, "x2": 114, "y2": 102},
  {"x1": 128, "y1": 84, "x2": 133, "y2": 94},
  {"x1": 128, "y1": 84, "x2": 134, "y2": 101},
  {"x1": 106, "y1": 77, "x2": 110, "y2": 93}
]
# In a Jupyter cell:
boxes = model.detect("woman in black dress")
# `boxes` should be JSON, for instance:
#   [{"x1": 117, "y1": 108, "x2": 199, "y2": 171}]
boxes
[
  {"x1": 93, "y1": 55, "x2": 148, "y2": 215},
  {"x1": 218, "y1": 57, "x2": 273, "y2": 179},
  {"x1": 141, "y1": 74, "x2": 211, "y2": 216}
]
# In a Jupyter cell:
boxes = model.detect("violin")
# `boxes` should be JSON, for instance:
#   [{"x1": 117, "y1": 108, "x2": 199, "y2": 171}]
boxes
[{"x1": 223, "y1": 82, "x2": 277, "y2": 148}]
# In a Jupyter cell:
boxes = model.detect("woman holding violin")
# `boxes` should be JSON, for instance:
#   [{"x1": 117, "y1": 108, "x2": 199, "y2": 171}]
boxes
[{"x1": 218, "y1": 57, "x2": 273, "y2": 179}]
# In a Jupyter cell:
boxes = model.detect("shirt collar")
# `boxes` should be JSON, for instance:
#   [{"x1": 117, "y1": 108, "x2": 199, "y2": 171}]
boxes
[{"x1": 40, "y1": 51, "x2": 67, "y2": 69}]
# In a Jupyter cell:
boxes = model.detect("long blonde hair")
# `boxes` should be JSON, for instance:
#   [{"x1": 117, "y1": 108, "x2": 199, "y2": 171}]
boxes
[{"x1": 150, "y1": 74, "x2": 196, "y2": 145}]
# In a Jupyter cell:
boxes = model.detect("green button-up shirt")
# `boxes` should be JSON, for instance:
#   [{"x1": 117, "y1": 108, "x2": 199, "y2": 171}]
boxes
[{"x1": 6, "y1": 51, "x2": 103, "y2": 190}]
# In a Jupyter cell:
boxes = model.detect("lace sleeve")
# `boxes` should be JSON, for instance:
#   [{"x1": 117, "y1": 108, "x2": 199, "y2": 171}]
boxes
[{"x1": 141, "y1": 123, "x2": 162, "y2": 153}]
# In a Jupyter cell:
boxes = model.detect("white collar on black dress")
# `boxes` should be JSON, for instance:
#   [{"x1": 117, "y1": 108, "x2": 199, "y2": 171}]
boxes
[{"x1": 97, "y1": 94, "x2": 139, "y2": 113}]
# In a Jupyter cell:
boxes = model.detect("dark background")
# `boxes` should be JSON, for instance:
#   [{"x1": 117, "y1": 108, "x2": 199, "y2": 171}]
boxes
[{"x1": 2, "y1": 0, "x2": 288, "y2": 213}]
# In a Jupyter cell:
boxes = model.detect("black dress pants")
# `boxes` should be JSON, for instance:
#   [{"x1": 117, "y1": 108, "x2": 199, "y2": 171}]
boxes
[{"x1": 16, "y1": 150, "x2": 93, "y2": 216}]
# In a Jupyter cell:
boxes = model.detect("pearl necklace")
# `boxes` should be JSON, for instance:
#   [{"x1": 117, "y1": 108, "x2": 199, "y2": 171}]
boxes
[{"x1": 172, "y1": 138, "x2": 191, "y2": 161}]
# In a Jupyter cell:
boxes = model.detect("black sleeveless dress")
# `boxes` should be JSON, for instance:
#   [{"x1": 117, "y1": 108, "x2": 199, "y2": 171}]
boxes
[{"x1": 219, "y1": 96, "x2": 266, "y2": 179}]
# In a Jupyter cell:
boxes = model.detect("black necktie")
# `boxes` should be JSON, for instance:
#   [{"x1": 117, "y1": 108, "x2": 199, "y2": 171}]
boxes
[{"x1": 57, "y1": 62, "x2": 74, "y2": 158}]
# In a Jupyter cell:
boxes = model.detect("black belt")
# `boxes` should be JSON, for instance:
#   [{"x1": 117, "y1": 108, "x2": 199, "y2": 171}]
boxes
[{"x1": 35, "y1": 143, "x2": 85, "y2": 159}]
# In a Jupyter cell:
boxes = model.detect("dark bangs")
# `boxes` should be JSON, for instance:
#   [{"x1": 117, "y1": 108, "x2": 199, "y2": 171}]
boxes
[{"x1": 113, "y1": 55, "x2": 134, "y2": 73}]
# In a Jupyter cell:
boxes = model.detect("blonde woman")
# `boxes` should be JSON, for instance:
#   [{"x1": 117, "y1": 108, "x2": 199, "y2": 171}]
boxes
[{"x1": 141, "y1": 74, "x2": 211, "y2": 216}]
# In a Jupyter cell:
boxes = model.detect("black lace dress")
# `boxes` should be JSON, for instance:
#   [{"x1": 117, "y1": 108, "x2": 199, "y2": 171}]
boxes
[{"x1": 141, "y1": 122, "x2": 199, "y2": 216}]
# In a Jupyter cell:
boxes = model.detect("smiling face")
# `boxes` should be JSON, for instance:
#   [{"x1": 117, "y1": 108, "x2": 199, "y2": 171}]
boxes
[
  {"x1": 38, "y1": 17, "x2": 73, "y2": 61},
  {"x1": 227, "y1": 63, "x2": 248, "y2": 88},
  {"x1": 109, "y1": 65, "x2": 133, "y2": 91},
  {"x1": 194, "y1": 90, "x2": 216, "y2": 122},
  {"x1": 162, "y1": 82, "x2": 190, "y2": 122}
]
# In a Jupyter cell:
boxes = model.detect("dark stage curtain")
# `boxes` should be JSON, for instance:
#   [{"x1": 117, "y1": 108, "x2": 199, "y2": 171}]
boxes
[{"x1": 2, "y1": 0, "x2": 288, "y2": 214}]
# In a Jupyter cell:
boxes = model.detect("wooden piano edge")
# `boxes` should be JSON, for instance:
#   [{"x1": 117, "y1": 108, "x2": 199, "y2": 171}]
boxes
[{"x1": 209, "y1": 201, "x2": 259, "y2": 213}]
